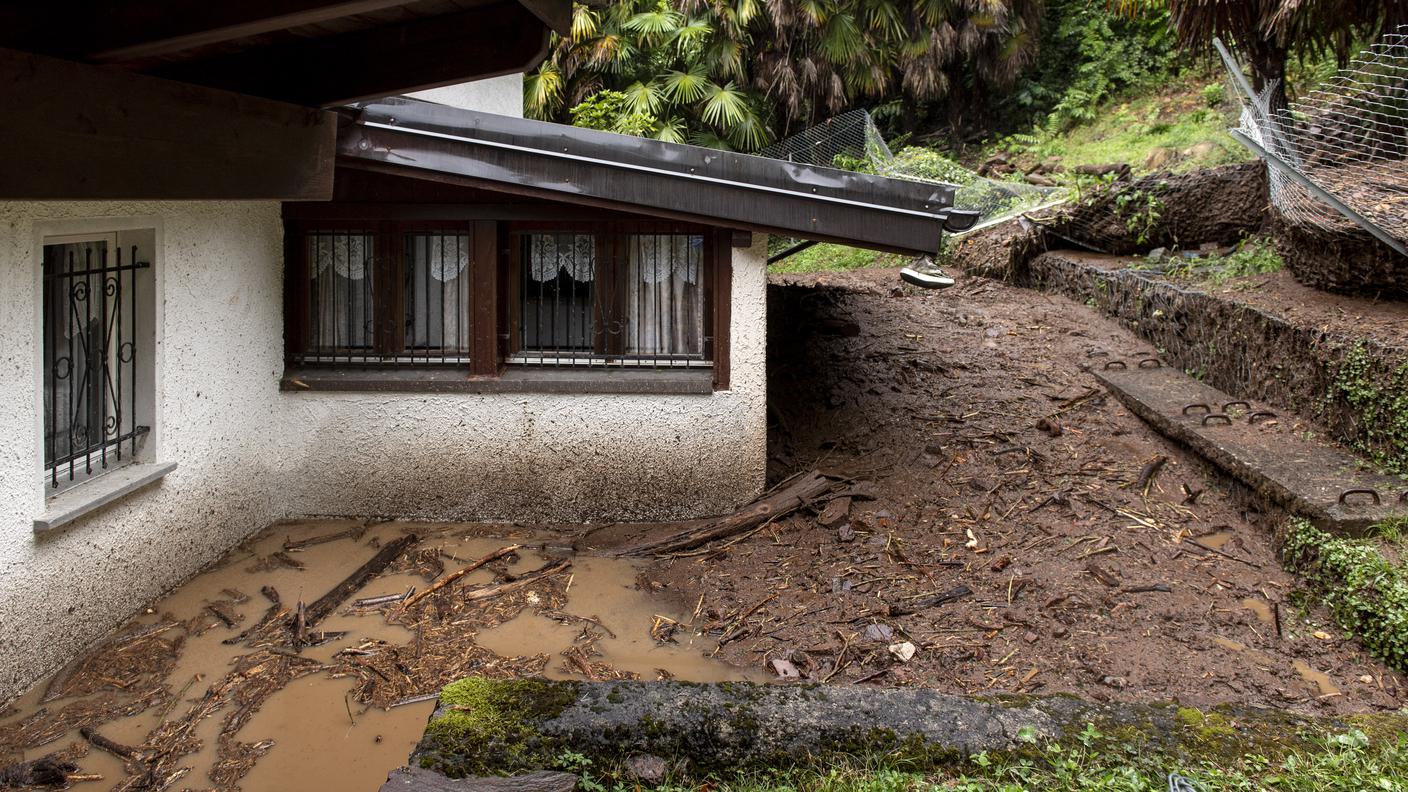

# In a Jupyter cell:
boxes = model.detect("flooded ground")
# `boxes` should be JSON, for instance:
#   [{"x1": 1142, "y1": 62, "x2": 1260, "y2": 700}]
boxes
[{"x1": 0, "y1": 520, "x2": 759, "y2": 791}]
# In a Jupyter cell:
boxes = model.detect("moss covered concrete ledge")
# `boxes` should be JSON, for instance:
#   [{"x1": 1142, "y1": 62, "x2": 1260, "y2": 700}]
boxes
[{"x1": 405, "y1": 677, "x2": 1408, "y2": 783}]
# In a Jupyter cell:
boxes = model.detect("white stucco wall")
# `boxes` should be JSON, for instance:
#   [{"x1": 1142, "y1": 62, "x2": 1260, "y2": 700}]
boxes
[
  {"x1": 0, "y1": 200, "x2": 289, "y2": 702},
  {"x1": 0, "y1": 200, "x2": 766, "y2": 701},
  {"x1": 282, "y1": 237, "x2": 768, "y2": 523},
  {"x1": 408, "y1": 73, "x2": 524, "y2": 118}
]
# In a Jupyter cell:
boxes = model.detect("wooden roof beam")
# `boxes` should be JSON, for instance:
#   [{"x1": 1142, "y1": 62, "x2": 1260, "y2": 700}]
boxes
[
  {"x1": 151, "y1": 0, "x2": 555, "y2": 107},
  {"x1": 0, "y1": 1, "x2": 424, "y2": 64},
  {"x1": 0, "y1": 48, "x2": 336, "y2": 200}
]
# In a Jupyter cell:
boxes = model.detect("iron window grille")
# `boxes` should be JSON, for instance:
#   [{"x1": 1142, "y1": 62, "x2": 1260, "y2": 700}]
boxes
[
  {"x1": 291, "y1": 223, "x2": 474, "y2": 366},
  {"x1": 42, "y1": 238, "x2": 150, "y2": 488},
  {"x1": 510, "y1": 231, "x2": 713, "y2": 369}
]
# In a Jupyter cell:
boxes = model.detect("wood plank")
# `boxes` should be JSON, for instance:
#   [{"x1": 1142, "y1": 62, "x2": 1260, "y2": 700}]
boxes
[
  {"x1": 0, "y1": 2, "x2": 423, "y2": 65},
  {"x1": 0, "y1": 48, "x2": 335, "y2": 200},
  {"x1": 712, "y1": 230, "x2": 733, "y2": 391},
  {"x1": 470, "y1": 221, "x2": 501, "y2": 377},
  {"x1": 153, "y1": 1, "x2": 552, "y2": 108}
]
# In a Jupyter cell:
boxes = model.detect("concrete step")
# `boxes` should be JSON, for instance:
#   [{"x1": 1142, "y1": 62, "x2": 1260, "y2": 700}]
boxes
[{"x1": 1093, "y1": 359, "x2": 1408, "y2": 534}]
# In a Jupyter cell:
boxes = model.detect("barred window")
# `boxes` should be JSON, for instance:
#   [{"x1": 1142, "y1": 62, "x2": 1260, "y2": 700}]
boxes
[
  {"x1": 42, "y1": 232, "x2": 155, "y2": 489},
  {"x1": 291, "y1": 224, "x2": 475, "y2": 365},
  {"x1": 511, "y1": 231, "x2": 710, "y2": 368}
]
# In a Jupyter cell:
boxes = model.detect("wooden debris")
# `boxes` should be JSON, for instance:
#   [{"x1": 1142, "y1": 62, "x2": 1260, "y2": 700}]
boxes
[
  {"x1": 1185, "y1": 537, "x2": 1261, "y2": 568},
  {"x1": 301, "y1": 534, "x2": 419, "y2": 631},
  {"x1": 1133, "y1": 455, "x2": 1168, "y2": 496},
  {"x1": 887, "y1": 585, "x2": 972, "y2": 616},
  {"x1": 205, "y1": 603, "x2": 240, "y2": 630},
  {"x1": 223, "y1": 587, "x2": 283, "y2": 646},
  {"x1": 817, "y1": 496, "x2": 852, "y2": 528},
  {"x1": 80, "y1": 726, "x2": 143, "y2": 762},
  {"x1": 614, "y1": 471, "x2": 836, "y2": 556},
  {"x1": 283, "y1": 525, "x2": 365, "y2": 551},
  {"x1": 1085, "y1": 562, "x2": 1121, "y2": 587},
  {"x1": 464, "y1": 559, "x2": 572, "y2": 603},
  {"x1": 401, "y1": 544, "x2": 522, "y2": 609},
  {"x1": 353, "y1": 588, "x2": 415, "y2": 608},
  {"x1": 0, "y1": 754, "x2": 77, "y2": 788}
]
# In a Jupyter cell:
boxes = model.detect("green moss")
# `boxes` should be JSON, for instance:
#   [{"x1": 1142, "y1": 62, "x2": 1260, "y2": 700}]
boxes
[
  {"x1": 418, "y1": 677, "x2": 581, "y2": 777},
  {"x1": 1325, "y1": 342, "x2": 1408, "y2": 476}
]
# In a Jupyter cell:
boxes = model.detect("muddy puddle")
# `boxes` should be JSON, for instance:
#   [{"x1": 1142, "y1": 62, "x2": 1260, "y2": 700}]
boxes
[{"x1": 0, "y1": 520, "x2": 760, "y2": 791}]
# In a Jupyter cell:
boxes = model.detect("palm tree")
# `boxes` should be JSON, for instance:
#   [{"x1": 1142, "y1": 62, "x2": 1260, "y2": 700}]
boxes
[
  {"x1": 528, "y1": 0, "x2": 1043, "y2": 148},
  {"x1": 1151, "y1": 0, "x2": 1408, "y2": 110},
  {"x1": 525, "y1": 0, "x2": 773, "y2": 149}
]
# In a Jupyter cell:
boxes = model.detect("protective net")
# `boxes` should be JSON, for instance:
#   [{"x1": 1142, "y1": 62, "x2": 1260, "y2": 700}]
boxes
[
  {"x1": 1217, "y1": 28, "x2": 1408, "y2": 256},
  {"x1": 760, "y1": 109, "x2": 1067, "y2": 237}
]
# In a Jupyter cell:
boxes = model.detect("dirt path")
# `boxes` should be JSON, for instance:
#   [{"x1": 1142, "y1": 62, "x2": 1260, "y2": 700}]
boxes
[{"x1": 645, "y1": 266, "x2": 1406, "y2": 714}]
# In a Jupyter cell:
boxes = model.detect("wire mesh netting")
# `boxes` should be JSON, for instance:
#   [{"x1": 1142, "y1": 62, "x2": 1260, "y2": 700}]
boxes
[
  {"x1": 1218, "y1": 28, "x2": 1408, "y2": 256},
  {"x1": 760, "y1": 109, "x2": 1068, "y2": 237}
]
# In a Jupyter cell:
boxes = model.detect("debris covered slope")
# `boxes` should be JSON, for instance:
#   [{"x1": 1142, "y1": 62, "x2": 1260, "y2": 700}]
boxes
[{"x1": 641, "y1": 267, "x2": 1405, "y2": 713}]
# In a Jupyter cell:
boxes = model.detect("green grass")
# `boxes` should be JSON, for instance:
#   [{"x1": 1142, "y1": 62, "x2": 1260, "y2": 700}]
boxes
[
  {"x1": 573, "y1": 728, "x2": 1408, "y2": 791},
  {"x1": 991, "y1": 82, "x2": 1248, "y2": 177},
  {"x1": 768, "y1": 241, "x2": 905, "y2": 274}
]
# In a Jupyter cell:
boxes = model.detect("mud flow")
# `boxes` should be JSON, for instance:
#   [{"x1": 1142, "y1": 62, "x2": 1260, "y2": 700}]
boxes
[
  {"x1": 0, "y1": 521, "x2": 758, "y2": 791},
  {"x1": 647, "y1": 269, "x2": 1408, "y2": 716}
]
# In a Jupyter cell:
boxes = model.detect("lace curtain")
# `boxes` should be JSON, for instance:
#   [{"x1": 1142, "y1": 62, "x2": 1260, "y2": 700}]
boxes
[{"x1": 626, "y1": 234, "x2": 703, "y2": 356}]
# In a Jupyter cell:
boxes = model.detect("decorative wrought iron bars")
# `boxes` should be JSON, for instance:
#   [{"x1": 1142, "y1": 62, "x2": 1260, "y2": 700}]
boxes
[{"x1": 42, "y1": 240, "x2": 150, "y2": 488}]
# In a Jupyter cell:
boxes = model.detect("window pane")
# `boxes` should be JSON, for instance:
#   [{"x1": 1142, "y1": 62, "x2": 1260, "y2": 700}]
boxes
[
  {"x1": 405, "y1": 233, "x2": 471, "y2": 358},
  {"x1": 626, "y1": 234, "x2": 704, "y2": 358},
  {"x1": 520, "y1": 234, "x2": 596, "y2": 357},
  {"x1": 307, "y1": 232, "x2": 375, "y2": 357}
]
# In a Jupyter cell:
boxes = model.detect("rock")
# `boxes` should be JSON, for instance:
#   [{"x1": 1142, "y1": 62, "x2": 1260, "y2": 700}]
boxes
[
  {"x1": 625, "y1": 754, "x2": 667, "y2": 783},
  {"x1": 817, "y1": 496, "x2": 852, "y2": 528},
  {"x1": 771, "y1": 658, "x2": 801, "y2": 679},
  {"x1": 864, "y1": 623, "x2": 895, "y2": 643},
  {"x1": 888, "y1": 641, "x2": 917, "y2": 662},
  {"x1": 411, "y1": 679, "x2": 1401, "y2": 780},
  {"x1": 1182, "y1": 141, "x2": 1220, "y2": 161},
  {"x1": 837, "y1": 524, "x2": 856, "y2": 543},
  {"x1": 380, "y1": 767, "x2": 577, "y2": 792},
  {"x1": 1143, "y1": 147, "x2": 1178, "y2": 170}
]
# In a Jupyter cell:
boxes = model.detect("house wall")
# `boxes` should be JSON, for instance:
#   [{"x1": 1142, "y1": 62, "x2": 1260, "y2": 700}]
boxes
[
  {"x1": 281, "y1": 236, "x2": 769, "y2": 523},
  {"x1": 0, "y1": 200, "x2": 289, "y2": 702},
  {"x1": 408, "y1": 73, "x2": 524, "y2": 118},
  {"x1": 0, "y1": 199, "x2": 767, "y2": 701}
]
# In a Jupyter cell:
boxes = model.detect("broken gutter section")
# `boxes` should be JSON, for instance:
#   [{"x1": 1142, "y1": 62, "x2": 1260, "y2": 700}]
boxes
[{"x1": 337, "y1": 98, "x2": 964, "y2": 255}]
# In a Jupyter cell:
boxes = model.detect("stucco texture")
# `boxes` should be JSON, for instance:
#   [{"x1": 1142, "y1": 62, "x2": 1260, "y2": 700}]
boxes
[
  {"x1": 282, "y1": 237, "x2": 768, "y2": 523},
  {"x1": 0, "y1": 200, "x2": 288, "y2": 702},
  {"x1": 408, "y1": 74, "x2": 525, "y2": 118},
  {"x1": 0, "y1": 201, "x2": 766, "y2": 702}
]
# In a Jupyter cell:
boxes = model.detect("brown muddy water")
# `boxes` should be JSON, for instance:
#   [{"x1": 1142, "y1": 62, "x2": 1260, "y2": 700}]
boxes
[{"x1": 0, "y1": 520, "x2": 761, "y2": 791}]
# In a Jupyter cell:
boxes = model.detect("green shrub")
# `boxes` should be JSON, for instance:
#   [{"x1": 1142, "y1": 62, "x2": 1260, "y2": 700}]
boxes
[
  {"x1": 1201, "y1": 82, "x2": 1226, "y2": 108},
  {"x1": 1282, "y1": 518, "x2": 1408, "y2": 672},
  {"x1": 1326, "y1": 343, "x2": 1408, "y2": 475},
  {"x1": 569, "y1": 90, "x2": 658, "y2": 138}
]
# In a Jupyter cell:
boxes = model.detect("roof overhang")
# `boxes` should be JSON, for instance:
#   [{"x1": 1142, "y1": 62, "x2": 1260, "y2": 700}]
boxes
[
  {"x1": 337, "y1": 98, "x2": 966, "y2": 255},
  {"x1": 0, "y1": 0, "x2": 570, "y2": 108}
]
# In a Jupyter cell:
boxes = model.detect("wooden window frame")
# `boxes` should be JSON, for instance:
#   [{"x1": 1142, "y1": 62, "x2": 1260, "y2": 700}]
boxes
[
  {"x1": 503, "y1": 220, "x2": 722, "y2": 373},
  {"x1": 284, "y1": 215, "x2": 733, "y2": 390},
  {"x1": 285, "y1": 218, "x2": 481, "y2": 367}
]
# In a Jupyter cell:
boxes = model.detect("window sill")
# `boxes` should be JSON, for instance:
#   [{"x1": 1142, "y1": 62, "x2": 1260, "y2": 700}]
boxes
[
  {"x1": 34, "y1": 461, "x2": 177, "y2": 534},
  {"x1": 281, "y1": 367, "x2": 716, "y2": 395}
]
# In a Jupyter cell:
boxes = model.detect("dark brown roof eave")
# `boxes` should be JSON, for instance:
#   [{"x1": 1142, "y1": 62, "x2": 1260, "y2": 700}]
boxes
[{"x1": 336, "y1": 98, "x2": 965, "y2": 255}]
